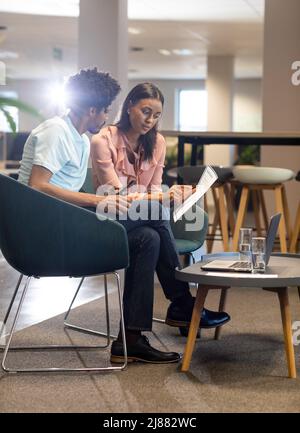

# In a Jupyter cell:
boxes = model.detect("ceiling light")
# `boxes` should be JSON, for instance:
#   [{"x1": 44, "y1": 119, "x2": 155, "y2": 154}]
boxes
[
  {"x1": 128, "y1": 27, "x2": 142, "y2": 35},
  {"x1": 158, "y1": 49, "x2": 171, "y2": 56},
  {"x1": 0, "y1": 51, "x2": 19, "y2": 60},
  {"x1": 0, "y1": 0, "x2": 79, "y2": 17},
  {"x1": 172, "y1": 49, "x2": 194, "y2": 56}
]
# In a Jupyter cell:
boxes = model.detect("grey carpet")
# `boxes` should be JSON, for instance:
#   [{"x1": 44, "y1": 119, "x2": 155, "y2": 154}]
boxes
[{"x1": 0, "y1": 284, "x2": 300, "y2": 413}]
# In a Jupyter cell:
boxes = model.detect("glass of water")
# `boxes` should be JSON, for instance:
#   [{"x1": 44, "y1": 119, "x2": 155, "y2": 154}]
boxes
[
  {"x1": 252, "y1": 237, "x2": 266, "y2": 273},
  {"x1": 239, "y1": 228, "x2": 252, "y2": 267}
]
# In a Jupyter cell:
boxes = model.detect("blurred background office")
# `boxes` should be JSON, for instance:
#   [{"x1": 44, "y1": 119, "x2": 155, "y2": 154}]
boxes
[{"x1": 0, "y1": 0, "x2": 299, "y2": 235}]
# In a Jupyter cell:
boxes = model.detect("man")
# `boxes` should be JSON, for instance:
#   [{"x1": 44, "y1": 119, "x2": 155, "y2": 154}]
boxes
[{"x1": 19, "y1": 68, "x2": 230, "y2": 365}]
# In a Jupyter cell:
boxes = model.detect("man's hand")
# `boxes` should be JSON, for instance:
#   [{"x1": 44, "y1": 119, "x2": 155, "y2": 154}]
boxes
[{"x1": 96, "y1": 194, "x2": 132, "y2": 215}]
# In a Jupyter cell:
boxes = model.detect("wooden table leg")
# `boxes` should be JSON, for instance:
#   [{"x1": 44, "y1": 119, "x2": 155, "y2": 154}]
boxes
[
  {"x1": 218, "y1": 185, "x2": 229, "y2": 252},
  {"x1": 214, "y1": 288, "x2": 228, "y2": 340},
  {"x1": 232, "y1": 186, "x2": 249, "y2": 251},
  {"x1": 181, "y1": 285, "x2": 209, "y2": 372},
  {"x1": 277, "y1": 287, "x2": 297, "y2": 379}
]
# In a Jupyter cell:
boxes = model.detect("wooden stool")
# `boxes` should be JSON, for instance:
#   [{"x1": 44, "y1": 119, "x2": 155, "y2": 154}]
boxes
[
  {"x1": 232, "y1": 166, "x2": 295, "y2": 253},
  {"x1": 177, "y1": 165, "x2": 235, "y2": 252}
]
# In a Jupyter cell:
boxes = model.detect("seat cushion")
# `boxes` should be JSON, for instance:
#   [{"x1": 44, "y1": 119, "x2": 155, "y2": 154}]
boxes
[{"x1": 232, "y1": 166, "x2": 295, "y2": 184}]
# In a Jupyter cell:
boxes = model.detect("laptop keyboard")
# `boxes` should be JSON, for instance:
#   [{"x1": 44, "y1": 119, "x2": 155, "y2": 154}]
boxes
[{"x1": 229, "y1": 261, "x2": 251, "y2": 269}]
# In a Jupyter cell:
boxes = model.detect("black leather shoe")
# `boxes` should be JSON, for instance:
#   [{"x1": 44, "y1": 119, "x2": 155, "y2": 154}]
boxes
[
  {"x1": 166, "y1": 300, "x2": 230, "y2": 329},
  {"x1": 110, "y1": 335, "x2": 181, "y2": 364}
]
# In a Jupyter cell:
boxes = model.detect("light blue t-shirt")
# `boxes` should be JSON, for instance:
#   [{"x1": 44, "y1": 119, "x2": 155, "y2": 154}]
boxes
[{"x1": 18, "y1": 115, "x2": 90, "y2": 192}]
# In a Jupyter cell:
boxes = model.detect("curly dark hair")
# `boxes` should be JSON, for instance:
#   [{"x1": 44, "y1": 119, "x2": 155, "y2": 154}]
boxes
[
  {"x1": 65, "y1": 67, "x2": 121, "y2": 114},
  {"x1": 116, "y1": 82, "x2": 164, "y2": 161}
]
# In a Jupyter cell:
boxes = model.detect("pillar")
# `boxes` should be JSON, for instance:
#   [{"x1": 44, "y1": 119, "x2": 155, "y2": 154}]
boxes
[
  {"x1": 205, "y1": 55, "x2": 235, "y2": 167},
  {"x1": 78, "y1": 0, "x2": 128, "y2": 122},
  {"x1": 262, "y1": 0, "x2": 300, "y2": 221}
]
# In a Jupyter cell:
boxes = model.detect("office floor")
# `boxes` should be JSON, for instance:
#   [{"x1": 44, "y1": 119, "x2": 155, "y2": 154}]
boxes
[
  {"x1": 0, "y1": 278, "x2": 299, "y2": 413},
  {"x1": 2, "y1": 215, "x2": 298, "y2": 414}
]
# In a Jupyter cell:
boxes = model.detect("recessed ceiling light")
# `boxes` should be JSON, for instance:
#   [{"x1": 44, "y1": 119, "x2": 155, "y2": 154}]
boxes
[
  {"x1": 0, "y1": 51, "x2": 19, "y2": 59},
  {"x1": 158, "y1": 49, "x2": 171, "y2": 56},
  {"x1": 172, "y1": 49, "x2": 193, "y2": 56},
  {"x1": 128, "y1": 27, "x2": 142, "y2": 35},
  {"x1": 0, "y1": 0, "x2": 79, "y2": 17}
]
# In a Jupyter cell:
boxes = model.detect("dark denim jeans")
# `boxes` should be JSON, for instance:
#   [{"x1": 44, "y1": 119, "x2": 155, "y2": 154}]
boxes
[{"x1": 116, "y1": 200, "x2": 192, "y2": 331}]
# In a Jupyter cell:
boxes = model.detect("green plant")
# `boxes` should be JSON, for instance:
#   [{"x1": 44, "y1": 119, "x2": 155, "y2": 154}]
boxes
[
  {"x1": 235, "y1": 144, "x2": 260, "y2": 165},
  {"x1": 0, "y1": 97, "x2": 43, "y2": 133},
  {"x1": 165, "y1": 142, "x2": 194, "y2": 169}
]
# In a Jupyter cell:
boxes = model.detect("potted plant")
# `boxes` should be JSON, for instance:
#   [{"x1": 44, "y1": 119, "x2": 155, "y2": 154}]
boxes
[{"x1": 0, "y1": 96, "x2": 43, "y2": 133}]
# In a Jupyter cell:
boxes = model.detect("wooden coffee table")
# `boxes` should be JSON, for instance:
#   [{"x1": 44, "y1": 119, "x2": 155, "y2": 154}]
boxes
[{"x1": 175, "y1": 253, "x2": 300, "y2": 378}]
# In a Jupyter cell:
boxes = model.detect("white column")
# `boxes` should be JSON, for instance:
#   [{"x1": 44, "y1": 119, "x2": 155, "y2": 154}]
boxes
[
  {"x1": 78, "y1": 0, "x2": 128, "y2": 122},
  {"x1": 262, "y1": 0, "x2": 300, "y2": 220},
  {"x1": 205, "y1": 55, "x2": 234, "y2": 167}
]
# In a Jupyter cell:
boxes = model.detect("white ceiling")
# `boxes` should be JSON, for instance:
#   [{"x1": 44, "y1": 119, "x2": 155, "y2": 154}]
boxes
[{"x1": 0, "y1": 0, "x2": 265, "y2": 81}]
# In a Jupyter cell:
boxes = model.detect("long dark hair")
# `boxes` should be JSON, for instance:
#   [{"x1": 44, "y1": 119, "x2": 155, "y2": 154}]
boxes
[{"x1": 116, "y1": 82, "x2": 164, "y2": 161}]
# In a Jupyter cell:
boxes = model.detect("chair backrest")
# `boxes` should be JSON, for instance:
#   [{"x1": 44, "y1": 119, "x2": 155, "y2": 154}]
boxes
[
  {"x1": 178, "y1": 165, "x2": 233, "y2": 185},
  {"x1": 0, "y1": 174, "x2": 129, "y2": 277},
  {"x1": 170, "y1": 205, "x2": 208, "y2": 247}
]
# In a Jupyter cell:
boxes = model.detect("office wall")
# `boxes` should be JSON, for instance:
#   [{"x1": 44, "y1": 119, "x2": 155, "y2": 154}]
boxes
[{"x1": 233, "y1": 79, "x2": 262, "y2": 132}]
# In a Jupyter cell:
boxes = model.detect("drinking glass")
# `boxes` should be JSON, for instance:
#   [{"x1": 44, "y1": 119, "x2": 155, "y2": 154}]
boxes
[
  {"x1": 252, "y1": 237, "x2": 266, "y2": 273},
  {"x1": 239, "y1": 228, "x2": 252, "y2": 266}
]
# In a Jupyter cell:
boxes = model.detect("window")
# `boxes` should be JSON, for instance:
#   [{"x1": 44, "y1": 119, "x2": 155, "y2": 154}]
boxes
[{"x1": 178, "y1": 89, "x2": 207, "y2": 131}]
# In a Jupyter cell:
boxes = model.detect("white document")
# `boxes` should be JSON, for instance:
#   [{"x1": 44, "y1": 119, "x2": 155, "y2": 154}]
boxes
[
  {"x1": 173, "y1": 165, "x2": 218, "y2": 222},
  {"x1": 203, "y1": 272, "x2": 278, "y2": 278}
]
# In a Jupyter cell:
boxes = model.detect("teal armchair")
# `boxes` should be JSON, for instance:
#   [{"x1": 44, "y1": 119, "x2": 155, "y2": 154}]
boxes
[{"x1": 0, "y1": 174, "x2": 129, "y2": 373}]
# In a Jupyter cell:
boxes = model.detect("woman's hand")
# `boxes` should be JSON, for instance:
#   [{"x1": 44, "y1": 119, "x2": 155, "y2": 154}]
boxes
[{"x1": 167, "y1": 184, "x2": 194, "y2": 206}]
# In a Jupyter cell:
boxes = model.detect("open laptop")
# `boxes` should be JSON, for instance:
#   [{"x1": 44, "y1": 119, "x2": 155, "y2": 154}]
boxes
[{"x1": 201, "y1": 213, "x2": 281, "y2": 273}]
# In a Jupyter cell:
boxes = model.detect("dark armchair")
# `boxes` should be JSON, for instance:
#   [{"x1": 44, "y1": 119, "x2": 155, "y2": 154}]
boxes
[{"x1": 0, "y1": 174, "x2": 129, "y2": 373}]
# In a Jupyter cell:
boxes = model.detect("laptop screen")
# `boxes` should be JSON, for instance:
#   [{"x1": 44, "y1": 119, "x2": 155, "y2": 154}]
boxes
[{"x1": 265, "y1": 213, "x2": 281, "y2": 264}]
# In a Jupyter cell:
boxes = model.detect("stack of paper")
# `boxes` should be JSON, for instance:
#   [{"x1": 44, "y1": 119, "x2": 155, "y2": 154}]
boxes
[{"x1": 173, "y1": 165, "x2": 218, "y2": 222}]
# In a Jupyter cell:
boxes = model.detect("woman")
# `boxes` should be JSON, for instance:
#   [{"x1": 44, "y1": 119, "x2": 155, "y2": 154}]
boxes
[
  {"x1": 91, "y1": 83, "x2": 230, "y2": 364},
  {"x1": 91, "y1": 82, "x2": 189, "y2": 203}
]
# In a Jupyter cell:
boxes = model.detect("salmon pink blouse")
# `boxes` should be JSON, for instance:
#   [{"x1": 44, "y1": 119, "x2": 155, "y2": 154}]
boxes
[{"x1": 90, "y1": 125, "x2": 166, "y2": 192}]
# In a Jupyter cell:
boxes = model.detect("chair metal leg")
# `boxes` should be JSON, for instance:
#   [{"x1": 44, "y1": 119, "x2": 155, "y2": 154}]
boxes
[
  {"x1": 153, "y1": 252, "x2": 195, "y2": 325},
  {"x1": 0, "y1": 274, "x2": 24, "y2": 348},
  {"x1": 1, "y1": 272, "x2": 127, "y2": 373},
  {"x1": 64, "y1": 275, "x2": 117, "y2": 340},
  {"x1": 114, "y1": 271, "x2": 127, "y2": 369}
]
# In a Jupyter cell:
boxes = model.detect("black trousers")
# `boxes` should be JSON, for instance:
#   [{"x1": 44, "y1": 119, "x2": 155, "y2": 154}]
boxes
[{"x1": 116, "y1": 201, "x2": 192, "y2": 331}]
